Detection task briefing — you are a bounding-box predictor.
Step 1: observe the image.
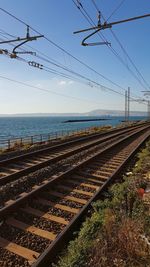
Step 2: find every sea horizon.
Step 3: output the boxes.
[0,115,147,140]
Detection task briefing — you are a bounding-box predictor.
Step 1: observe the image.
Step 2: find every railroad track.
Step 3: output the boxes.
[0,124,150,267]
[0,122,149,187]
[0,124,149,208]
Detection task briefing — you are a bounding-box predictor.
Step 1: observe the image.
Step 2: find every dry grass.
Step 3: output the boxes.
[87,210,150,267]
[56,140,150,267]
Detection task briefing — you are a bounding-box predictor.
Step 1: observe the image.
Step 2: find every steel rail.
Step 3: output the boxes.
[0,125,149,267]
[0,122,145,165]
[1,124,149,218]
[33,127,150,267]
[0,122,149,186]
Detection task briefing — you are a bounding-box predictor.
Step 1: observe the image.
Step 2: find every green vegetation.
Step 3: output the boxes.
[55,141,150,267]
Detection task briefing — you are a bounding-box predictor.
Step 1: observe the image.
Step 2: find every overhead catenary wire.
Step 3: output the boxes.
[72,1,149,105]
[96,0,150,90]
[0,28,129,99]
[0,28,17,38]
[0,38,146,106]
[0,32,94,82]
[0,33,146,106]
[72,1,134,89]
[31,45,127,94]
[73,1,138,76]
[74,0,150,93]
[0,29,66,66]
[79,0,146,84]
[90,0,150,90]
[0,6,147,107]
[106,0,126,22]
[0,5,149,93]
[0,73,146,108]
[0,34,91,83]
[0,32,128,97]
[0,37,29,63]
[0,74,105,105]
[0,6,129,93]
[90,0,100,13]
[110,29,150,90]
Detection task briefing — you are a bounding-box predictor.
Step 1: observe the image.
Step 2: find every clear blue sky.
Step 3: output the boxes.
[0,0,150,114]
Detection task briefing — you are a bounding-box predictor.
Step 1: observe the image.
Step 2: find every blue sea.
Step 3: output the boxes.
[0,116,147,140]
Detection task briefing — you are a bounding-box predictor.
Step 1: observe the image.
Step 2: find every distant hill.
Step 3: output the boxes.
[86,109,147,117]
[0,109,147,117]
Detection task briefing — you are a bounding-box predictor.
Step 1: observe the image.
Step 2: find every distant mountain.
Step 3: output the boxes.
[0,109,147,117]
[86,109,147,116]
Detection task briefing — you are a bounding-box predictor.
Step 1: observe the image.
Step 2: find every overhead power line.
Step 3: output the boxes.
[106,0,126,22]
[0,32,146,106]
[95,0,150,91]
[1,5,149,94]
[0,74,104,105]
[0,33,94,84]
[92,0,150,90]
[74,13,150,33]
[110,29,150,90]
[0,32,128,98]
[0,31,126,96]
[0,6,147,106]
[0,39,146,106]
[0,73,147,108]
[0,6,128,93]
[73,0,150,92]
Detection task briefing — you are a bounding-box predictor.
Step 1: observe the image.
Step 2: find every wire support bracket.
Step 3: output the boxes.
[74,13,150,46]
[0,25,44,58]
[81,28,111,46]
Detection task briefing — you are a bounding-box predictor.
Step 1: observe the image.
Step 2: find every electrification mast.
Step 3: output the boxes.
[141,91,150,120]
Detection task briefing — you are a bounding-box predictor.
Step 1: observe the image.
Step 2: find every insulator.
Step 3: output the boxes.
[10,53,17,59]
[0,49,8,55]
[28,61,43,69]
[97,11,101,26]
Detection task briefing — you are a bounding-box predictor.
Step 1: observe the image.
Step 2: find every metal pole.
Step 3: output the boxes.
[148,101,150,121]
[125,90,127,122]
[127,87,130,121]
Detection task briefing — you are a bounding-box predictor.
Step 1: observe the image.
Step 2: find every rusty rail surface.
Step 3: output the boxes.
[0,122,149,187]
[0,124,150,267]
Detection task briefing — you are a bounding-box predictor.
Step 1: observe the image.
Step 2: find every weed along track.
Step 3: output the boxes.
[0,124,150,267]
